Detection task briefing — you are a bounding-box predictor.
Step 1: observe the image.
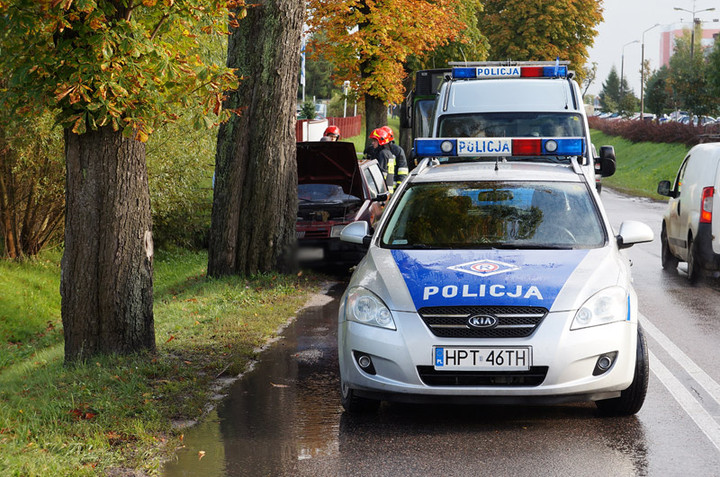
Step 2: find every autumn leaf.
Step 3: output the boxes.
[135,129,149,143]
[69,404,98,420]
[54,85,75,102]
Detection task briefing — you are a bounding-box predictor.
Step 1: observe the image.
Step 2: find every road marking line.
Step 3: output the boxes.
[649,350,720,452]
[641,313,720,408]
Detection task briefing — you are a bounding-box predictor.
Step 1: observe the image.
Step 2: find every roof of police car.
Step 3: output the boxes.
[409,160,586,184]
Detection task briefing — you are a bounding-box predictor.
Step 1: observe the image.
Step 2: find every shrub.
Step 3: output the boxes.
[146,117,215,250]
[588,116,720,147]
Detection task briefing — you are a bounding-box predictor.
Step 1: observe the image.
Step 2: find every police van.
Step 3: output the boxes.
[403,61,615,191]
[337,136,653,415]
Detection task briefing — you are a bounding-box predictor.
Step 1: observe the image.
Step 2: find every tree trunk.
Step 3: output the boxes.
[61,126,155,362]
[0,140,19,258]
[399,72,415,162]
[364,94,388,150]
[208,0,304,277]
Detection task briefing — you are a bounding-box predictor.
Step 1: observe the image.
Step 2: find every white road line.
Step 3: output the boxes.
[649,350,720,452]
[641,313,720,408]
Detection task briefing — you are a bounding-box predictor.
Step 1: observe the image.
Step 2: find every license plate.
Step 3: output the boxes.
[297,247,324,261]
[433,346,531,371]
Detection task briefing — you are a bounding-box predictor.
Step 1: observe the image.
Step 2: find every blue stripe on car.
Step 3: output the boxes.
[392,249,589,309]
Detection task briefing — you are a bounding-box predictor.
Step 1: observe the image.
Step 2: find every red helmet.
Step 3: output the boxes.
[369,127,391,146]
[324,125,340,138]
[380,126,394,142]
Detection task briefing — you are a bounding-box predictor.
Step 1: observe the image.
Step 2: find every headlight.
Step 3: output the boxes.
[571,286,629,330]
[331,225,346,238]
[345,287,396,330]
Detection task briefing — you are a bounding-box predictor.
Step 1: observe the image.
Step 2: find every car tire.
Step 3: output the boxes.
[596,326,649,417]
[341,379,380,413]
[687,236,701,284]
[661,226,679,271]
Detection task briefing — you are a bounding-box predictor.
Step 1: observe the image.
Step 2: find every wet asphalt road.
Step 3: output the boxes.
[164,189,720,477]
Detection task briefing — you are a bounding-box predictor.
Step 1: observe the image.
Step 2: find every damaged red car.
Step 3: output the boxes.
[296,141,388,266]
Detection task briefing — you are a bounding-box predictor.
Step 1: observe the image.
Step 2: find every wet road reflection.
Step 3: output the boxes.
[163,283,654,477]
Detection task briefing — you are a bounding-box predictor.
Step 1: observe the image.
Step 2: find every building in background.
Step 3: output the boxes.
[660,21,720,66]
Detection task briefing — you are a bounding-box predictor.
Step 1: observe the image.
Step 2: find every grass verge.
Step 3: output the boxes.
[0,249,323,476]
[591,130,690,199]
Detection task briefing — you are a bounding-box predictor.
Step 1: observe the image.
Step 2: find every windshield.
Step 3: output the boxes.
[435,113,586,164]
[381,181,605,249]
[439,112,584,139]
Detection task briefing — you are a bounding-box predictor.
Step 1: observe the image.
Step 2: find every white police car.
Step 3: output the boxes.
[337,136,653,415]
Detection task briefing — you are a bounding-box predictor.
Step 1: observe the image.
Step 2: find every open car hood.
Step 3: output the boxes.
[297,141,365,199]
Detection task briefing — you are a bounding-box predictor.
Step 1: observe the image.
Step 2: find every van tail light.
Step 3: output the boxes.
[700,186,714,224]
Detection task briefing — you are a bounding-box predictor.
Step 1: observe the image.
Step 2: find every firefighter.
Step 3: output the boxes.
[380,126,409,188]
[368,128,397,193]
[320,125,341,141]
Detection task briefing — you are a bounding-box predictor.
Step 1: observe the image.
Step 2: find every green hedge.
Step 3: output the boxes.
[591,130,690,200]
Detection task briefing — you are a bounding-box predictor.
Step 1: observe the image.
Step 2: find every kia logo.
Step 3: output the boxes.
[467,314,498,329]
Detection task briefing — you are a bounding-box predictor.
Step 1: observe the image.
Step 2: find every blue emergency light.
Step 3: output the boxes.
[452,65,568,80]
[414,137,585,158]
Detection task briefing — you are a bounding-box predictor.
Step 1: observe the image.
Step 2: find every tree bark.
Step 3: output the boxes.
[61,126,155,362]
[208,0,304,277]
[364,94,388,148]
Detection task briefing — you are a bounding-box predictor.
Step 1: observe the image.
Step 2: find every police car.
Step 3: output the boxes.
[409,61,615,191]
[337,136,653,415]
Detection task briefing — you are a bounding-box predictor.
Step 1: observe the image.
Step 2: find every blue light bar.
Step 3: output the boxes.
[415,138,457,156]
[542,138,584,155]
[542,66,568,78]
[451,65,569,80]
[414,137,585,158]
[452,67,476,79]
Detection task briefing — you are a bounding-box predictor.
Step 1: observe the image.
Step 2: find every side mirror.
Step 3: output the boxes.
[597,146,616,177]
[340,221,371,246]
[616,220,654,250]
[372,192,389,202]
[657,180,678,198]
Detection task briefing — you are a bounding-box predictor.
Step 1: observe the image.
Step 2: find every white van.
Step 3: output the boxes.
[658,143,720,282]
[426,61,616,188]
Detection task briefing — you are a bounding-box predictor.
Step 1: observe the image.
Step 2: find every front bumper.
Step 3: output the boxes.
[338,310,637,404]
[297,238,367,265]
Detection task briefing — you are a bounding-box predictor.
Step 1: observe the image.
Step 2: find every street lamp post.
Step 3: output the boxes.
[640,24,660,118]
[674,2,716,58]
[621,40,639,112]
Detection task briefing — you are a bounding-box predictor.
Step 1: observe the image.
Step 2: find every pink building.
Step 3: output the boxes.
[660,22,719,67]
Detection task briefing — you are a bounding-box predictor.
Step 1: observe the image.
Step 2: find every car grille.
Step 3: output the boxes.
[300,228,330,239]
[417,366,548,387]
[418,306,548,338]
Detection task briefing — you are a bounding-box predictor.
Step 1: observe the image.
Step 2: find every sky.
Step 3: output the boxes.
[586,0,719,96]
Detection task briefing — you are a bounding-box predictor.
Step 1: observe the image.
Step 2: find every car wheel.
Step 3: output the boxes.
[661,226,679,271]
[687,237,701,284]
[596,326,649,417]
[341,379,380,413]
